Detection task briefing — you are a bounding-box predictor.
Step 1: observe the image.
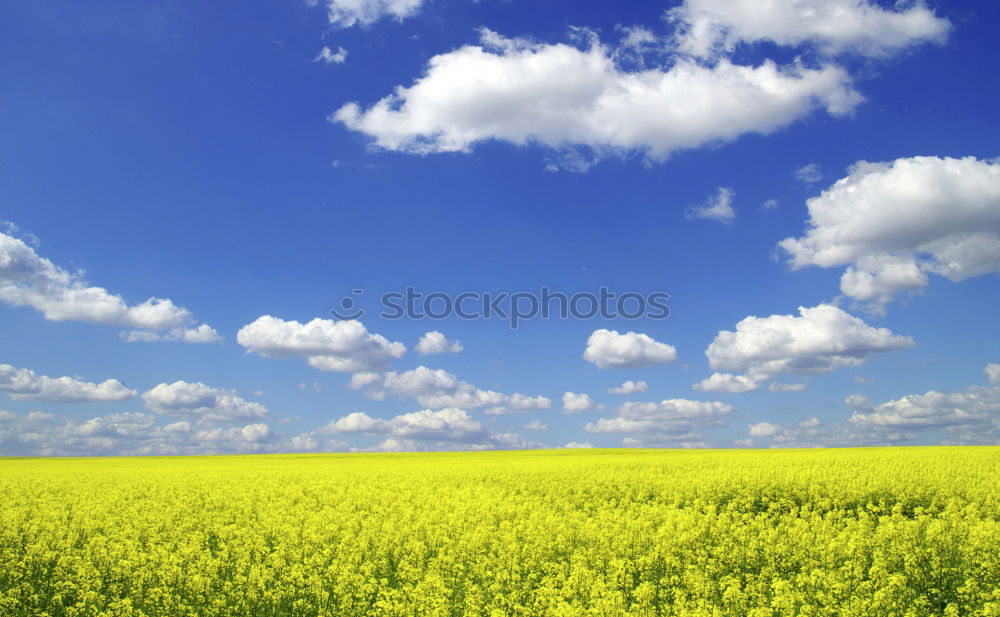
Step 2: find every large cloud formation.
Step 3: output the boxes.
[670,0,949,58]
[333,29,860,163]
[0,230,218,341]
[237,316,406,372]
[695,304,914,392]
[0,364,136,403]
[780,156,1000,312]
[141,381,269,423]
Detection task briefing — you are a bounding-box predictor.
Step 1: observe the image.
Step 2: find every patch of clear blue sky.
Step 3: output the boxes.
[0,0,998,449]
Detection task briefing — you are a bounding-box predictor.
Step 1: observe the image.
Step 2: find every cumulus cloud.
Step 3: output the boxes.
[237,316,406,372]
[769,382,807,392]
[0,231,215,339]
[698,304,913,391]
[749,422,782,437]
[350,365,550,414]
[415,331,463,355]
[0,364,136,403]
[318,407,537,450]
[585,398,733,437]
[315,46,348,65]
[562,442,594,449]
[333,29,860,165]
[141,381,269,423]
[120,324,221,344]
[523,419,548,431]
[669,0,950,58]
[0,410,280,456]
[562,392,594,413]
[609,380,648,395]
[584,329,678,369]
[780,156,1000,312]
[686,187,735,223]
[324,0,425,27]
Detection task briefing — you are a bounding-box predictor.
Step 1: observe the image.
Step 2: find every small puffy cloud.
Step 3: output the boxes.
[333,29,860,165]
[584,329,677,370]
[749,422,782,437]
[350,365,549,413]
[237,316,405,372]
[762,199,779,211]
[0,364,136,403]
[986,364,1000,386]
[121,324,221,344]
[562,442,594,449]
[562,392,594,413]
[769,382,807,392]
[779,156,1000,312]
[315,46,348,65]
[585,398,733,436]
[523,419,548,431]
[141,381,269,423]
[609,380,648,395]
[0,230,214,338]
[798,416,822,428]
[415,331,463,355]
[794,163,822,183]
[693,372,761,393]
[701,304,914,389]
[686,187,735,223]
[324,0,425,27]
[670,0,950,58]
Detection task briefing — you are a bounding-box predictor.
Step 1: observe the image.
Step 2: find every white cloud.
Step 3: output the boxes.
[562,442,594,449]
[0,231,214,338]
[749,422,782,437]
[523,419,548,431]
[701,304,914,389]
[769,382,807,392]
[0,364,136,403]
[562,392,594,413]
[121,324,221,344]
[350,365,550,413]
[779,156,1000,312]
[669,0,950,58]
[608,380,648,395]
[794,163,822,183]
[686,187,735,223]
[798,416,821,428]
[319,407,537,450]
[333,29,860,165]
[0,410,280,456]
[585,398,733,436]
[584,329,677,369]
[762,199,779,211]
[415,331,463,355]
[315,46,348,65]
[141,381,269,423]
[237,316,406,372]
[693,372,762,393]
[324,0,425,27]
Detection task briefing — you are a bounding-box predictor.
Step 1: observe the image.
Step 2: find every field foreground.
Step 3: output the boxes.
[1,448,999,617]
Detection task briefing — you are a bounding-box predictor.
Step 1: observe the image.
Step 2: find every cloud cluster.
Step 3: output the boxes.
[562,392,594,413]
[584,329,677,370]
[0,364,137,403]
[349,365,551,414]
[319,407,536,451]
[141,381,269,423]
[585,398,733,445]
[780,156,1000,312]
[0,410,278,457]
[669,0,950,58]
[237,316,406,372]
[323,0,424,27]
[333,29,860,165]
[0,231,215,340]
[695,304,913,392]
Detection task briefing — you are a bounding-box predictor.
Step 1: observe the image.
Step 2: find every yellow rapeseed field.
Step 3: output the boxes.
[1,447,998,617]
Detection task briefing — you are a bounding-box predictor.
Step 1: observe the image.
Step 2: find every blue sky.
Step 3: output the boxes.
[1,0,998,455]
